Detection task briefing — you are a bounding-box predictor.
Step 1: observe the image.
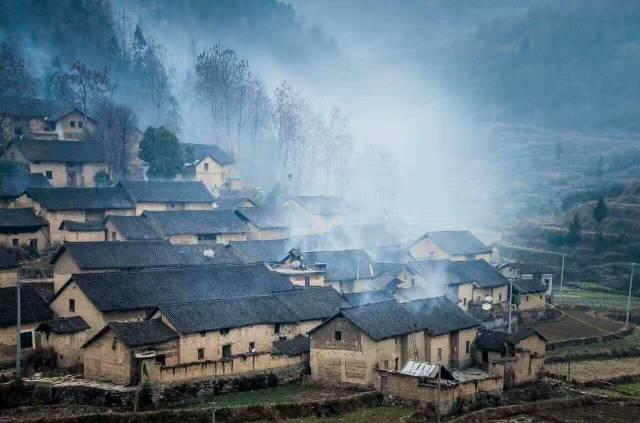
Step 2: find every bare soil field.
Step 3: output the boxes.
[533,310,624,342]
[502,401,640,422]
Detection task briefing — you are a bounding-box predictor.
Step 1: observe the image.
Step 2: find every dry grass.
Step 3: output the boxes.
[546,357,640,382]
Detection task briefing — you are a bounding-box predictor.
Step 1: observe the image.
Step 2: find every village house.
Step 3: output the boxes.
[235,206,321,240]
[474,327,547,387]
[36,316,90,368]
[281,195,348,231]
[118,180,215,214]
[0,97,96,141]
[179,142,240,192]
[49,263,293,338]
[0,249,18,288]
[0,284,53,362]
[408,230,492,262]
[0,208,49,252]
[49,240,243,292]
[59,220,105,243]
[497,262,555,296]
[301,249,376,293]
[309,297,479,386]
[0,172,51,207]
[142,209,248,244]
[11,186,135,243]
[103,215,162,241]
[511,278,548,317]
[4,139,108,187]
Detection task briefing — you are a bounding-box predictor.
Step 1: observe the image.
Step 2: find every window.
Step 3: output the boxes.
[68,299,75,313]
[222,344,231,359]
[540,295,543,300]
[29,239,37,250]
[70,121,76,128]
[78,121,83,128]
[45,171,53,179]
[112,337,117,351]
[395,357,399,370]
[249,342,255,352]
[304,276,311,287]
[411,277,416,287]
[465,341,470,354]
[526,295,529,302]
[279,336,287,341]
[334,331,342,341]
[220,328,230,335]
[204,163,209,171]
[200,331,206,337]
[170,203,175,209]
[498,293,502,302]
[476,296,481,302]
[47,121,56,131]
[156,355,166,366]
[482,350,488,362]
[12,239,18,247]
[383,360,389,370]
[197,348,205,360]
[437,348,442,361]
[463,298,467,306]
[274,323,281,334]
[20,331,33,349]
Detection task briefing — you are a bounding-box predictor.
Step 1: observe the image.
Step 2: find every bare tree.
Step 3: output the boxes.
[273,81,301,181]
[114,10,132,63]
[0,43,37,152]
[58,61,110,125]
[141,43,175,126]
[317,107,352,194]
[246,76,271,163]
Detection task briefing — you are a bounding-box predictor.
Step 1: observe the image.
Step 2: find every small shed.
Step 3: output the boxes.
[37,316,90,368]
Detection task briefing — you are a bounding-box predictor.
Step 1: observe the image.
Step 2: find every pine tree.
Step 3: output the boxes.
[131,23,148,70]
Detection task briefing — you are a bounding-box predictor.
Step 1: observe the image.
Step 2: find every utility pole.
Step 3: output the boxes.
[558,254,565,305]
[508,279,513,334]
[15,280,21,381]
[435,365,441,423]
[626,263,636,328]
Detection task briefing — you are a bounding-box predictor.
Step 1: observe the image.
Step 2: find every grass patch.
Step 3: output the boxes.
[553,285,640,310]
[547,328,640,360]
[615,383,640,397]
[204,383,342,408]
[287,405,415,422]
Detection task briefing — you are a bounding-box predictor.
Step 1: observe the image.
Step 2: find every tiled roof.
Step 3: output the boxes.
[512,278,547,294]
[367,246,412,264]
[157,295,298,334]
[51,241,243,270]
[272,335,310,356]
[9,139,105,163]
[0,208,47,233]
[0,285,52,328]
[59,220,104,232]
[181,143,234,166]
[119,180,214,204]
[342,290,395,306]
[95,319,178,348]
[143,210,247,236]
[0,249,17,270]
[62,264,292,312]
[104,216,162,240]
[235,206,315,230]
[475,329,511,353]
[214,197,257,210]
[402,296,479,336]
[274,287,349,322]
[414,231,491,256]
[288,196,347,216]
[228,239,292,263]
[408,259,507,289]
[302,249,375,281]
[37,316,90,334]
[0,97,76,119]
[26,186,134,211]
[0,173,52,199]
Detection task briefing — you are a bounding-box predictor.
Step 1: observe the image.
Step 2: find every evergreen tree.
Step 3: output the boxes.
[138,126,184,179]
[566,213,582,247]
[131,23,148,69]
[593,197,608,224]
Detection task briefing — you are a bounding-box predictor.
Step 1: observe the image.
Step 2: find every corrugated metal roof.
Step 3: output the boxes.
[400,360,441,378]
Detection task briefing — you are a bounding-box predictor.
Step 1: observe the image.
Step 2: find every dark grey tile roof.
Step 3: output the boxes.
[107,319,178,348]
[367,246,412,263]
[37,316,90,334]
[342,290,395,306]
[409,259,507,289]
[119,180,214,204]
[157,295,298,334]
[371,262,407,277]
[302,249,375,281]
[9,139,105,163]
[323,297,478,341]
[51,241,243,270]
[0,249,17,270]
[181,143,234,166]
[143,210,247,236]
[228,239,292,263]
[415,231,491,256]
[0,285,52,328]
[512,278,547,294]
[214,197,257,210]
[0,208,47,233]
[273,335,310,356]
[475,329,510,353]
[274,287,349,321]
[510,326,547,343]
[289,196,347,215]
[0,97,76,119]
[104,216,162,240]
[500,262,555,275]
[63,264,293,312]
[59,220,104,232]
[0,173,52,199]
[26,186,134,211]
[235,206,315,230]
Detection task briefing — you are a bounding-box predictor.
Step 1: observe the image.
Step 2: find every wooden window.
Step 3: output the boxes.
[20,331,33,349]
[465,341,470,354]
[200,331,206,337]
[334,331,342,341]
[197,348,205,360]
[274,323,281,334]
[68,299,75,313]
[249,342,255,352]
[222,344,231,359]
[437,348,442,361]
[70,121,76,128]
[112,337,117,351]
[45,171,53,179]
